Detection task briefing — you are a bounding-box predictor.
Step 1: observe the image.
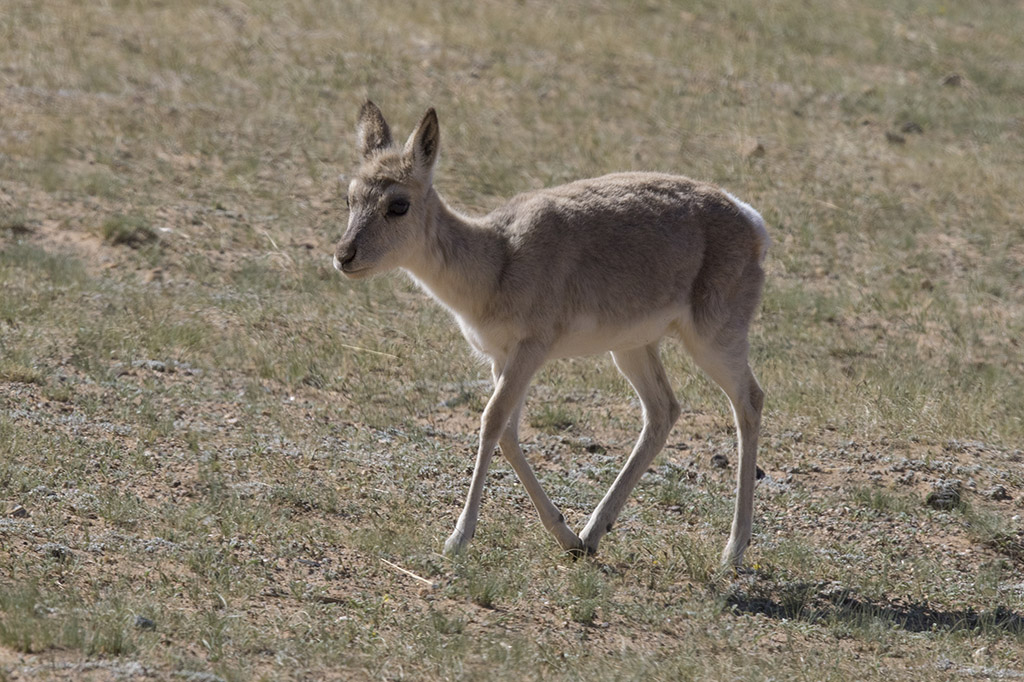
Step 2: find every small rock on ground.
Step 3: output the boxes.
[926,480,962,511]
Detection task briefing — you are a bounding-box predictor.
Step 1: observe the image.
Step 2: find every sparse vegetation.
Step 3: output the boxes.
[100,214,157,248]
[529,403,578,433]
[1,0,1023,680]
[0,209,31,236]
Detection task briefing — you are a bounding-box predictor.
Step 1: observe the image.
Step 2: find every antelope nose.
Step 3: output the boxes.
[334,243,355,272]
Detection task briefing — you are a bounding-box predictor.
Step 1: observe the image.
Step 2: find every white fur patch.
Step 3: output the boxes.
[724,191,770,262]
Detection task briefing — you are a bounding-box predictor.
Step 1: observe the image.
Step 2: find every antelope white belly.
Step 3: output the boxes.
[550,307,686,359]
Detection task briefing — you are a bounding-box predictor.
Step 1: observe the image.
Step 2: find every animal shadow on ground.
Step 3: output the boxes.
[725,579,1024,634]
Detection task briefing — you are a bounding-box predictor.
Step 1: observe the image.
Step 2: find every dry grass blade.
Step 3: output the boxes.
[339,343,402,360]
[381,558,437,588]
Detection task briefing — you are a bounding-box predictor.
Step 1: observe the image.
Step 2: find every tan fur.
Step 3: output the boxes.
[335,102,768,567]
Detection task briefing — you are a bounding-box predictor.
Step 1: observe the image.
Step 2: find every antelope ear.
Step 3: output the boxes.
[357,101,393,158]
[404,107,440,176]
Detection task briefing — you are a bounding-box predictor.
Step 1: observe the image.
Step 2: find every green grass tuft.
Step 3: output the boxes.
[100,214,157,248]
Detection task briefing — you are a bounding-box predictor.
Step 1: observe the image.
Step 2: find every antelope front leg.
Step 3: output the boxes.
[497,400,582,553]
[443,341,549,556]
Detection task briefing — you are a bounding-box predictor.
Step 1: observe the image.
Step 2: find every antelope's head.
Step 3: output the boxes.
[334,101,440,278]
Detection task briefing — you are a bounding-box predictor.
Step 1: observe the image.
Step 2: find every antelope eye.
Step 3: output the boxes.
[344,196,350,209]
[387,199,410,216]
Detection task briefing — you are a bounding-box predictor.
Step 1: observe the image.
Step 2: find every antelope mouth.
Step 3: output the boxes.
[333,253,372,278]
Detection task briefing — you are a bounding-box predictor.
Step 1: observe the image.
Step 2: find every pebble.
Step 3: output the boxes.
[134,615,157,630]
[925,480,962,511]
[38,543,74,562]
[987,485,1011,501]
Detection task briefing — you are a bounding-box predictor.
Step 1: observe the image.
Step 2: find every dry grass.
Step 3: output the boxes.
[1,0,1023,680]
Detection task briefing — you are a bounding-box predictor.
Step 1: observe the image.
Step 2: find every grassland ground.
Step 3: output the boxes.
[1,0,1023,680]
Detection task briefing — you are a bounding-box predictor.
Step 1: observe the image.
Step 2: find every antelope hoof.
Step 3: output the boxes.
[559,536,586,558]
[444,529,471,556]
[552,527,585,554]
[577,531,602,558]
[565,543,598,560]
[720,538,749,570]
